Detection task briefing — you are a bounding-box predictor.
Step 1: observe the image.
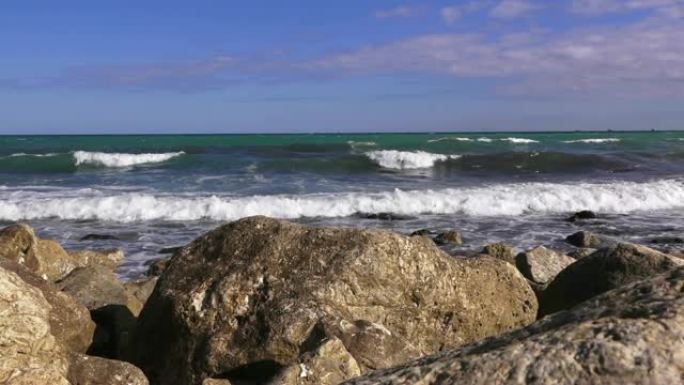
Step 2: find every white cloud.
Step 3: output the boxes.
[374,5,418,19]
[490,0,540,19]
[440,1,489,24]
[440,6,463,24]
[570,0,682,15]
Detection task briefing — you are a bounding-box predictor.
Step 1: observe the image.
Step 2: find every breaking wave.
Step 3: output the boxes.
[563,138,621,144]
[365,150,461,169]
[2,179,683,222]
[73,151,185,168]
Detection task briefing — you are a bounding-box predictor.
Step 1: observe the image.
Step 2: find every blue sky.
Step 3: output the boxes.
[1,0,683,134]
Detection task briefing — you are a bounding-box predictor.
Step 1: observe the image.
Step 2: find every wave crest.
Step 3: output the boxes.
[365,150,460,169]
[2,179,683,222]
[73,151,185,168]
[563,138,621,144]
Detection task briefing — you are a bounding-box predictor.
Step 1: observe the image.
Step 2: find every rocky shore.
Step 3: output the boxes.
[1,214,684,384]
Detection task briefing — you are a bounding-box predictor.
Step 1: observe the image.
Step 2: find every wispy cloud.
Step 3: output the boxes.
[490,0,541,19]
[374,5,420,19]
[570,0,682,15]
[440,1,489,24]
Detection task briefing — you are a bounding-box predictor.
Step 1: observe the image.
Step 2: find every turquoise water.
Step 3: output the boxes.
[1,131,683,278]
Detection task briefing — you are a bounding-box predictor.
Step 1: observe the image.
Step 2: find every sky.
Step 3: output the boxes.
[1,0,683,134]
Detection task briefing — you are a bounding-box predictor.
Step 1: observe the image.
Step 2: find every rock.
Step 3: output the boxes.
[433,230,463,246]
[68,353,149,385]
[67,248,125,271]
[124,277,158,315]
[342,267,684,385]
[0,264,71,384]
[567,247,596,259]
[355,212,414,221]
[134,217,537,385]
[564,210,597,222]
[159,246,183,254]
[540,243,684,316]
[88,304,137,360]
[80,233,120,241]
[269,338,361,385]
[0,259,95,354]
[515,246,575,285]
[144,257,170,277]
[650,236,684,244]
[565,230,612,248]
[481,243,516,264]
[57,265,132,310]
[202,379,233,385]
[409,229,433,237]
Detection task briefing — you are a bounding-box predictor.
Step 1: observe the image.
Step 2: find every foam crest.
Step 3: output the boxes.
[2,179,683,222]
[500,137,539,144]
[365,150,460,169]
[563,138,621,144]
[73,151,185,168]
[427,137,472,143]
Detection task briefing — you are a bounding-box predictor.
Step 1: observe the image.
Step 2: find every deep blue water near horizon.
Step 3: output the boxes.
[2,131,684,279]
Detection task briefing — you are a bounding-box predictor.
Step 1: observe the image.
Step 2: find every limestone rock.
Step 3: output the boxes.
[134,216,537,385]
[342,267,684,385]
[144,257,170,277]
[68,353,149,385]
[540,242,684,316]
[515,246,575,284]
[269,338,361,385]
[433,230,463,246]
[125,276,158,316]
[481,243,516,264]
[57,265,133,310]
[567,247,596,259]
[67,248,124,271]
[0,259,95,354]
[565,230,612,248]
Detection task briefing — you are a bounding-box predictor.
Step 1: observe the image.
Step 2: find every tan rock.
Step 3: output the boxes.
[134,216,537,385]
[67,353,149,385]
[515,246,575,284]
[481,242,516,264]
[67,248,124,271]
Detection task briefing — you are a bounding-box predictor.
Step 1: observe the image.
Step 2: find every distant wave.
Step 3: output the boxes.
[2,179,683,222]
[428,137,538,144]
[563,138,621,144]
[73,151,185,168]
[500,137,539,144]
[7,152,61,158]
[347,141,377,146]
[427,137,472,143]
[365,150,460,169]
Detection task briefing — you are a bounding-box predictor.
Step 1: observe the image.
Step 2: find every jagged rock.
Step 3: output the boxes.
[433,230,463,246]
[0,264,71,384]
[57,265,133,310]
[144,257,170,277]
[134,217,537,385]
[540,243,684,316]
[0,259,95,354]
[567,247,596,259]
[515,246,575,285]
[269,338,361,385]
[564,210,597,222]
[342,267,684,385]
[565,230,612,248]
[67,248,124,271]
[68,353,148,385]
[80,233,121,241]
[125,277,158,315]
[481,243,516,264]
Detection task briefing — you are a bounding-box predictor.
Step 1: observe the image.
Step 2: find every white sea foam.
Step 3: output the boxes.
[347,141,377,146]
[563,138,621,144]
[476,137,494,142]
[365,150,460,169]
[427,137,472,143]
[4,152,60,158]
[500,137,539,144]
[73,151,185,168]
[2,179,684,222]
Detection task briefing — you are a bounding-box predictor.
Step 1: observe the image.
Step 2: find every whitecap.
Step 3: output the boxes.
[365,150,460,169]
[563,138,621,144]
[73,151,185,168]
[427,137,472,143]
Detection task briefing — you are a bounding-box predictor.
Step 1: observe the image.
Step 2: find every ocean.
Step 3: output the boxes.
[2,131,684,279]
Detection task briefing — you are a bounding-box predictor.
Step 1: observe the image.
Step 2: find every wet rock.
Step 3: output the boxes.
[515,246,575,285]
[433,230,463,246]
[567,247,596,259]
[355,212,414,221]
[80,233,121,241]
[68,353,149,385]
[481,243,516,264]
[565,230,613,248]
[409,228,433,237]
[540,243,684,316]
[343,267,684,385]
[650,236,684,244]
[269,338,361,385]
[0,259,95,354]
[159,246,183,254]
[134,216,537,385]
[144,257,169,277]
[564,210,597,222]
[67,248,125,271]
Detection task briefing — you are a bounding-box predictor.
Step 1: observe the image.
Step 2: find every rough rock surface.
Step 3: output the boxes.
[68,353,149,385]
[67,248,124,271]
[433,231,463,246]
[540,242,684,316]
[125,276,159,316]
[342,266,684,385]
[269,338,361,385]
[565,230,613,248]
[567,247,596,259]
[144,257,170,277]
[0,264,71,385]
[515,246,575,284]
[0,259,95,354]
[564,210,597,222]
[481,243,516,264]
[57,265,133,310]
[134,216,537,385]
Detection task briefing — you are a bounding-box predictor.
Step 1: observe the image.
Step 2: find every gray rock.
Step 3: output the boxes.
[565,230,613,248]
[515,246,575,284]
[134,216,537,385]
[434,230,463,246]
[342,267,684,385]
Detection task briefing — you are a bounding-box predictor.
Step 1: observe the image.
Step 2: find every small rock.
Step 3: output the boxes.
[564,210,597,222]
[433,230,463,246]
[80,233,120,241]
[650,236,684,244]
[68,353,149,385]
[159,246,183,254]
[565,230,611,248]
[355,212,414,221]
[124,277,158,315]
[567,247,596,259]
[409,229,433,237]
[515,246,575,285]
[481,243,516,264]
[68,248,125,271]
[144,257,169,277]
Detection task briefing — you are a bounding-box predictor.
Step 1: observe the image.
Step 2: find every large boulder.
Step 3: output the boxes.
[515,246,575,285]
[540,243,683,316]
[480,243,516,265]
[134,216,537,385]
[342,266,684,385]
[67,353,148,385]
[67,248,125,271]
